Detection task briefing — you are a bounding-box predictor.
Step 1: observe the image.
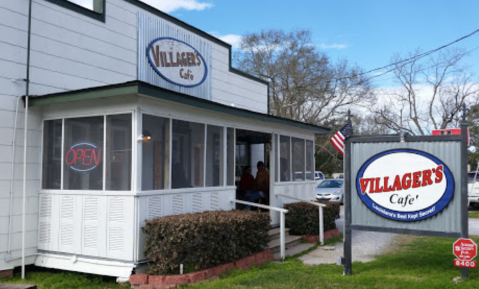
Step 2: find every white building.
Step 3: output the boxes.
[0,0,329,281]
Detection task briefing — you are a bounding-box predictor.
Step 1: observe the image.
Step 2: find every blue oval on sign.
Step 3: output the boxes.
[356,149,454,222]
[147,37,208,87]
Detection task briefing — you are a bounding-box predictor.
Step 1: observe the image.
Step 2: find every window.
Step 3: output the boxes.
[142,114,169,190]
[306,140,314,180]
[172,120,204,188]
[106,114,132,190]
[227,128,235,186]
[63,116,104,190]
[42,114,132,191]
[292,138,305,181]
[42,120,62,189]
[205,125,223,187]
[279,136,291,181]
[45,0,105,22]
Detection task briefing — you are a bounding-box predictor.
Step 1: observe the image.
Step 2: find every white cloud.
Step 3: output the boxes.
[318,43,348,50]
[140,0,213,13]
[218,34,242,48]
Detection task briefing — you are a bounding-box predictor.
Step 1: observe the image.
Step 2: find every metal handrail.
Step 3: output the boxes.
[276,194,325,245]
[231,199,289,261]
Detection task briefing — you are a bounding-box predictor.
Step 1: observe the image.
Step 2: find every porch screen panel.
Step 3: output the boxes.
[227,128,234,186]
[172,120,204,188]
[274,134,279,182]
[63,116,104,190]
[292,138,304,181]
[42,119,62,189]
[142,115,168,190]
[279,136,291,181]
[106,114,132,191]
[206,125,223,187]
[306,140,314,180]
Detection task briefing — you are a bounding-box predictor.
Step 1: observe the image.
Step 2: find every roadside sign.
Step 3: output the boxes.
[432,128,469,145]
[453,238,477,268]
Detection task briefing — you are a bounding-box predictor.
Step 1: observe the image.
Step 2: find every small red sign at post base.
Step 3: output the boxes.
[454,259,477,268]
[453,238,477,265]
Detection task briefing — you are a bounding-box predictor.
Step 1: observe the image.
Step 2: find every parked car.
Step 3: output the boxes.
[314,171,325,186]
[468,171,479,207]
[315,178,344,204]
[314,171,325,181]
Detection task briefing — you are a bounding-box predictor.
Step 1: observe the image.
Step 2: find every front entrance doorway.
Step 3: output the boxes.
[235,129,272,208]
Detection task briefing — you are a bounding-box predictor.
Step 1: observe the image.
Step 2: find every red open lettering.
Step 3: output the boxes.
[92,149,101,166]
[65,149,76,165]
[83,149,92,166]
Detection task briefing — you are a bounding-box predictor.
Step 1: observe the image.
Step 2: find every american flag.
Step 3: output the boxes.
[330,122,352,155]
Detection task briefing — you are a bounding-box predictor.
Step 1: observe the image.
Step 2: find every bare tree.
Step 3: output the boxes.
[372,48,479,135]
[234,29,373,124]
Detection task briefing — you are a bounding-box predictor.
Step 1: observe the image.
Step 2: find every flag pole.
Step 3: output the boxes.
[315,139,331,155]
[343,109,353,275]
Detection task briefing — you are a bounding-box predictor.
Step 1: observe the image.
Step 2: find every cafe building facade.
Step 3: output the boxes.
[0,0,329,280]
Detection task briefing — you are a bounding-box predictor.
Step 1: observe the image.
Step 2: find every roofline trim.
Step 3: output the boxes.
[29,81,329,134]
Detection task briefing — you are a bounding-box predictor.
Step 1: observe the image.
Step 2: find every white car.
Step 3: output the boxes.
[315,178,344,204]
[468,171,479,207]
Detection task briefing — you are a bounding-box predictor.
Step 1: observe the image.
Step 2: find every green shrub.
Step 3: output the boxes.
[142,210,270,275]
[284,201,340,236]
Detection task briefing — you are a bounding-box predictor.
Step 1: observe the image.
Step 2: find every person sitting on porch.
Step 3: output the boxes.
[244,179,265,210]
[240,165,254,200]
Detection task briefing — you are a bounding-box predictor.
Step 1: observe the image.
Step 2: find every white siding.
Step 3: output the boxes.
[0,2,42,265]
[0,0,269,273]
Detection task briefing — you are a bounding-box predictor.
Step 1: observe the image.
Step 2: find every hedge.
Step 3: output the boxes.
[142,210,270,275]
[284,201,340,236]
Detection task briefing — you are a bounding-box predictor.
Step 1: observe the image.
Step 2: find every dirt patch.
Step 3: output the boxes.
[380,234,418,255]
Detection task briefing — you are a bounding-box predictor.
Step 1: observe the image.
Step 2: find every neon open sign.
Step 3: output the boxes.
[65,143,102,172]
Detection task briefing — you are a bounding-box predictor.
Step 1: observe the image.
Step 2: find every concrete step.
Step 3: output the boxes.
[273,243,316,260]
[268,234,303,254]
[268,228,290,241]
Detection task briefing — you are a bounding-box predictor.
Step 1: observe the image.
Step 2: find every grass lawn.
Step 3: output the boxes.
[2,236,479,288]
[1,266,130,289]
[191,236,479,289]
[469,211,479,219]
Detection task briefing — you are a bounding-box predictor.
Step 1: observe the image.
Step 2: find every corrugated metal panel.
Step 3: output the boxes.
[138,12,212,100]
[350,141,462,233]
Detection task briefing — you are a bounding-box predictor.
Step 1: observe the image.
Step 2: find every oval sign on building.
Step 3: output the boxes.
[356,149,454,221]
[147,37,207,87]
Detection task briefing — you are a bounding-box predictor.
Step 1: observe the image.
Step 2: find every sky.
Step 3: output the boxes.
[69,0,479,87]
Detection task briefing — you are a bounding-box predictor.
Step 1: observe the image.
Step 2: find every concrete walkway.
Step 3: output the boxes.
[300,207,479,266]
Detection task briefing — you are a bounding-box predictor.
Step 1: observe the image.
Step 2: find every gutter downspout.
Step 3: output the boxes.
[22,0,33,279]
[6,95,23,262]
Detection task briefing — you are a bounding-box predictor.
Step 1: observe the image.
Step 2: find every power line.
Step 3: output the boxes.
[368,45,479,84]
[335,27,479,82]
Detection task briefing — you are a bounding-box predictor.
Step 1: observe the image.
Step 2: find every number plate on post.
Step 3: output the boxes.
[454,259,477,268]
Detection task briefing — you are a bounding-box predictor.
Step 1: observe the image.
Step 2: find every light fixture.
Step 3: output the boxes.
[143,130,152,141]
